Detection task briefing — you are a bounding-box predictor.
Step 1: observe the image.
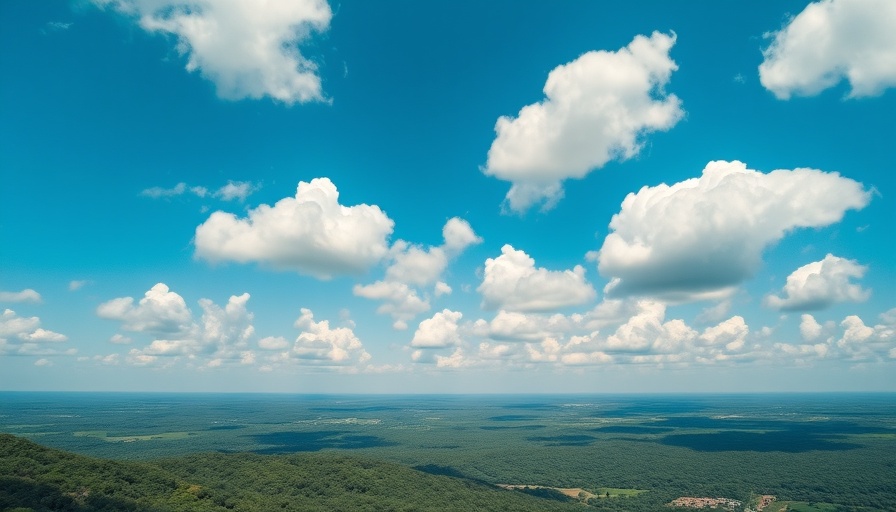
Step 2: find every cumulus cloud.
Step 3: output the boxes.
[97,284,256,368]
[471,301,757,367]
[0,309,71,356]
[353,281,429,330]
[483,31,683,212]
[759,0,896,99]
[97,283,193,335]
[0,289,42,303]
[96,0,332,104]
[355,218,480,329]
[699,316,749,352]
[597,160,871,301]
[835,314,894,361]
[480,310,565,342]
[289,309,371,367]
[407,296,896,369]
[799,314,825,341]
[776,309,896,363]
[765,254,870,310]
[258,336,289,351]
[478,245,596,312]
[197,293,255,359]
[195,178,394,279]
[410,310,463,348]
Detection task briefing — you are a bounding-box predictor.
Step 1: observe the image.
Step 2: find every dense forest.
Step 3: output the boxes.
[0,433,583,511]
[3,393,894,511]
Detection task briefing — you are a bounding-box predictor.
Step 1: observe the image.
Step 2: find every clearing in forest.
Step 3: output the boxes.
[497,484,646,503]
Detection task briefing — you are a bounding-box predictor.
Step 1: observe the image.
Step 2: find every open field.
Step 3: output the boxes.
[73,430,198,443]
[597,487,649,497]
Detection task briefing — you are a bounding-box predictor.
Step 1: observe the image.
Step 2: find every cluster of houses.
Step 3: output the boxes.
[668,497,743,510]
[668,495,776,511]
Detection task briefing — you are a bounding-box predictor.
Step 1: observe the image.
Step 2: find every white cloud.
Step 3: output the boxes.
[482,310,560,342]
[195,178,394,279]
[21,328,69,343]
[91,353,121,365]
[588,307,754,364]
[259,336,289,351]
[0,310,39,339]
[478,245,596,312]
[69,280,89,291]
[34,358,52,367]
[289,308,371,367]
[0,309,70,356]
[759,0,896,99]
[407,298,896,370]
[197,292,254,358]
[696,300,732,324]
[434,281,452,297]
[773,341,829,361]
[43,21,72,33]
[476,300,756,367]
[699,316,749,352]
[384,242,448,287]
[355,218,480,328]
[141,182,207,199]
[602,301,696,354]
[110,333,132,344]
[483,31,683,212]
[97,284,257,367]
[410,310,463,348]
[442,217,482,252]
[0,289,42,303]
[97,283,193,334]
[775,309,895,363]
[765,254,870,310]
[835,314,894,361]
[215,181,257,202]
[435,348,474,368]
[97,0,332,104]
[597,160,871,301]
[385,218,481,286]
[799,314,824,341]
[353,280,429,330]
[882,307,896,325]
[142,181,258,201]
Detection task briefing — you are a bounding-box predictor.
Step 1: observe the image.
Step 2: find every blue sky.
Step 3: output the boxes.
[1,0,894,393]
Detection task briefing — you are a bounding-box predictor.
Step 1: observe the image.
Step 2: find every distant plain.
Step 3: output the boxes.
[2,392,895,510]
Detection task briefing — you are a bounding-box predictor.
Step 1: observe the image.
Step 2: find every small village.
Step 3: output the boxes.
[668,494,776,512]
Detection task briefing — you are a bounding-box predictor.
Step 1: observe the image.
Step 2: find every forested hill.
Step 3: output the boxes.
[0,433,581,511]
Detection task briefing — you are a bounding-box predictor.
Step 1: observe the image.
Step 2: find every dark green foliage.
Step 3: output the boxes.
[512,486,576,502]
[0,434,581,512]
[2,393,895,512]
